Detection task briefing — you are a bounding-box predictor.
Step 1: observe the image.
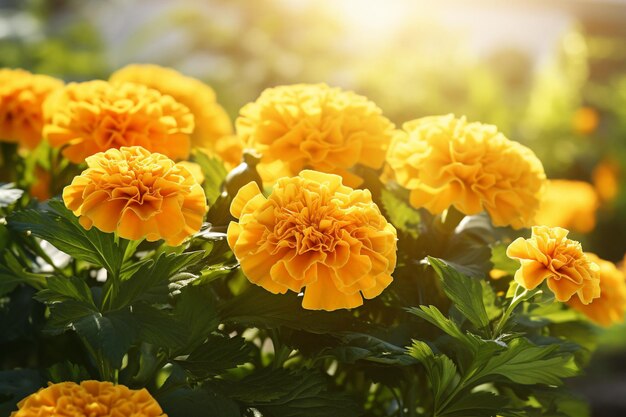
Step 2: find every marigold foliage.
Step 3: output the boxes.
[227,170,397,311]
[43,80,194,163]
[507,226,600,304]
[0,68,63,149]
[110,64,239,167]
[63,146,207,246]
[11,380,166,417]
[236,83,396,187]
[567,253,626,327]
[535,179,599,233]
[386,114,546,229]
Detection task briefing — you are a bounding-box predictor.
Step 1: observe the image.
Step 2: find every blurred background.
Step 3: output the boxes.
[1,0,625,414]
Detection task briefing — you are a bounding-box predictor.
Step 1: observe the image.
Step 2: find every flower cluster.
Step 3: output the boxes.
[535,179,599,233]
[63,146,207,246]
[506,226,600,304]
[11,380,166,417]
[227,170,397,311]
[43,80,194,163]
[0,68,63,149]
[236,83,396,187]
[386,114,546,229]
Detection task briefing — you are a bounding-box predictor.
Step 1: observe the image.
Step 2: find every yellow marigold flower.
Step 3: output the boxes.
[568,253,626,327]
[110,64,234,162]
[386,114,546,229]
[236,83,395,187]
[535,179,599,233]
[63,146,207,246]
[593,159,620,203]
[212,134,244,170]
[43,80,193,163]
[506,226,600,304]
[177,160,205,184]
[572,106,599,135]
[0,68,63,149]
[11,380,166,417]
[227,170,397,311]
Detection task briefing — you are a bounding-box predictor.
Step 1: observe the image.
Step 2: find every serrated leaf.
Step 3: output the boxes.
[440,391,509,417]
[132,303,187,350]
[380,188,419,238]
[441,213,494,277]
[323,332,417,365]
[176,333,252,379]
[193,151,227,205]
[406,305,475,347]
[428,257,490,329]
[172,284,219,351]
[158,387,241,417]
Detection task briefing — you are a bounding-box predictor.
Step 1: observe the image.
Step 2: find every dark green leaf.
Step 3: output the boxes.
[0,369,44,416]
[132,303,188,350]
[158,387,241,417]
[176,333,252,379]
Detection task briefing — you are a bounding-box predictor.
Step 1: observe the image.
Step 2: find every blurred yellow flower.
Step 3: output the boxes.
[0,68,63,149]
[572,106,599,135]
[236,83,395,187]
[386,114,546,229]
[63,146,207,246]
[29,165,51,201]
[535,179,599,233]
[177,160,205,184]
[227,170,397,311]
[212,134,244,169]
[43,80,193,163]
[11,380,166,417]
[110,64,237,165]
[593,159,620,203]
[568,253,626,327]
[506,226,600,304]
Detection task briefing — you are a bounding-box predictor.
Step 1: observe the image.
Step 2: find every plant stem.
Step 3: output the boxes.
[493,284,541,337]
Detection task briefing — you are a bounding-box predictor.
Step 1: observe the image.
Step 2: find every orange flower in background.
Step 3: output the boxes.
[593,159,620,203]
[110,64,238,166]
[506,226,600,304]
[63,146,207,246]
[386,114,546,229]
[211,134,244,169]
[572,106,599,135]
[568,253,626,327]
[29,165,51,201]
[43,80,193,163]
[227,170,397,311]
[0,68,63,149]
[236,83,396,187]
[535,179,599,233]
[11,380,166,417]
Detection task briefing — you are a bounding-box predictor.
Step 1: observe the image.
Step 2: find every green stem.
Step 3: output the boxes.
[493,284,541,337]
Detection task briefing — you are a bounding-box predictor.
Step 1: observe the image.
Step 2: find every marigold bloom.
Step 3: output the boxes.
[0,68,63,149]
[386,114,546,229]
[568,253,626,327]
[43,80,193,163]
[110,64,235,164]
[227,170,397,311]
[63,146,207,246]
[535,180,599,233]
[572,106,599,135]
[236,83,395,187]
[506,226,600,304]
[593,159,620,203]
[11,380,166,417]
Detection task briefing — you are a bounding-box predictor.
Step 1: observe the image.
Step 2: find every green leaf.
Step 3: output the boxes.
[406,305,474,347]
[440,214,494,277]
[132,303,187,350]
[407,340,458,406]
[0,369,44,416]
[46,362,91,383]
[171,284,219,351]
[158,387,241,417]
[428,257,490,329]
[380,188,420,238]
[491,243,521,276]
[193,151,227,205]
[440,391,509,417]
[0,183,23,208]
[176,333,253,379]
[322,332,416,365]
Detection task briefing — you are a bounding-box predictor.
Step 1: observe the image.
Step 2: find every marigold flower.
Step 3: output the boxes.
[227,170,397,311]
[572,106,599,135]
[593,159,620,203]
[29,164,51,201]
[236,84,395,187]
[63,146,207,246]
[386,114,546,229]
[11,380,166,417]
[110,64,235,164]
[535,180,599,233]
[567,253,626,327]
[506,226,600,304]
[0,68,63,149]
[43,80,193,163]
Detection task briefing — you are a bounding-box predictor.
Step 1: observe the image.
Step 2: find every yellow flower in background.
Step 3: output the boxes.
[0,68,63,150]
[568,253,626,327]
[212,134,244,169]
[63,146,207,246]
[110,64,236,165]
[506,226,600,304]
[43,80,194,163]
[593,159,620,203]
[572,106,599,135]
[535,179,599,233]
[386,115,546,229]
[236,83,396,187]
[11,380,166,417]
[227,170,397,311]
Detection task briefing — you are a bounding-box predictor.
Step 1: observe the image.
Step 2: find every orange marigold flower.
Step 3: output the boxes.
[63,146,207,246]
[227,170,397,311]
[11,380,166,417]
[535,179,599,233]
[572,106,599,135]
[506,226,600,304]
[43,80,194,163]
[110,64,235,163]
[593,158,620,203]
[236,83,395,187]
[0,68,63,149]
[386,114,546,229]
[568,253,626,327]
